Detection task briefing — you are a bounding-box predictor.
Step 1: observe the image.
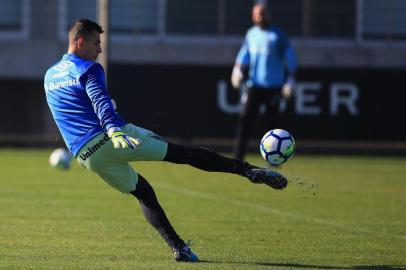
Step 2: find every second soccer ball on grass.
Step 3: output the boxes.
[49,148,72,170]
[260,129,296,165]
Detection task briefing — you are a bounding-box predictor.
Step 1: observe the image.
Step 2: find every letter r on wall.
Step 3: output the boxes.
[330,83,359,115]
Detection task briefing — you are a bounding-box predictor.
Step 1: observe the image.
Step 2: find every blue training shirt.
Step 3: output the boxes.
[236,25,297,89]
[44,53,126,156]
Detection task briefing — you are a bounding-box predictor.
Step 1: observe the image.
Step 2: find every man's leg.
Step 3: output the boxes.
[163,142,287,189]
[164,142,255,176]
[264,90,281,130]
[234,88,263,160]
[76,131,199,262]
[130,175,198,262]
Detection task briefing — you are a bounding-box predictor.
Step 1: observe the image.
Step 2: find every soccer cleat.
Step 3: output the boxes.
[245,168,288,190]
[173,244,199,262]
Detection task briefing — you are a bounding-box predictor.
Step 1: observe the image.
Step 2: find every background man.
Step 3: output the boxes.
[231,3,298,161]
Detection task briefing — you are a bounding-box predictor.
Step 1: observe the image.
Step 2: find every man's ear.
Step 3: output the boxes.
[77,37,85,49]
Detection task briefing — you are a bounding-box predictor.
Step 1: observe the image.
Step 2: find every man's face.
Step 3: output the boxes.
[79,31,102,61]
[252,4,270,27]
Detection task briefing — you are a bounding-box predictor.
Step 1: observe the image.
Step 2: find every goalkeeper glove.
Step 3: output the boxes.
[108,127,141,150]
[231,65,244,89]
[281,75,296,99]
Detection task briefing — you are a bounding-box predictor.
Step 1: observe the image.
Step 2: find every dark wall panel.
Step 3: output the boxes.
[1,66,405,144]
[109,64,406,141]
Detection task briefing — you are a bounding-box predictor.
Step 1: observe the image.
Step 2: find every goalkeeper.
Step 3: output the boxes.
[231,3,298,160]
[44,19,287,263]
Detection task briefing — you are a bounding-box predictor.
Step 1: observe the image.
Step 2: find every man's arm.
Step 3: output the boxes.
[280,31,298,99]
[231,37,250,89]
[284,46,297,77]
[85,64,121,131]
[85,64,140,150]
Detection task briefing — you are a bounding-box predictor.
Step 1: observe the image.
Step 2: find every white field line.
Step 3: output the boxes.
[155,183,406,241]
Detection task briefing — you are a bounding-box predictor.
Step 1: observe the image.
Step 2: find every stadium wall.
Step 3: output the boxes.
[1,65,405,155]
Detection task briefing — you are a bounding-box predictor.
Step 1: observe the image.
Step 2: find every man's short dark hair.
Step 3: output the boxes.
[69,18,104,42]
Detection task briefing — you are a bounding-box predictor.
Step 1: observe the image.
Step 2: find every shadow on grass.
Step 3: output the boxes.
[198,260,406,270]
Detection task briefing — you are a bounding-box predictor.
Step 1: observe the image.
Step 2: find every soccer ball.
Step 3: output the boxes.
[260,129,296,165]
[49,148,72,170]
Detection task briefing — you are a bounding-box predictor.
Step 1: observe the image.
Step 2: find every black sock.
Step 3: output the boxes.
[163,142,256,176]
[130,175,185,250]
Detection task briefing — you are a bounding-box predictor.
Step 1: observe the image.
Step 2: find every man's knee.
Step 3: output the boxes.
[163,142,188,163]
[130,175,159,207]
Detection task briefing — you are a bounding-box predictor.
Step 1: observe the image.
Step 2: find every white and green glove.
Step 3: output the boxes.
[108,127,141,150]
[231,65,244,89]
[281,75,296,99]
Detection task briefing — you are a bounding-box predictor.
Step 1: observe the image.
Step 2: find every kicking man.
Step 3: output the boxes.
[44,18,287,262]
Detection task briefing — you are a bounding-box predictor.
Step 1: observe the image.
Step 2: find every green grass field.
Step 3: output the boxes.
[0,149,405,270]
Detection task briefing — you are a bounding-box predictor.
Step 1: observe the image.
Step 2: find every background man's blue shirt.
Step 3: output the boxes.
[236,26,297,89]
[44,53,126,156]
